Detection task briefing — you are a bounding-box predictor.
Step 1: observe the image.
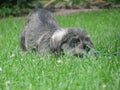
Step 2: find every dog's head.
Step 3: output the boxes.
[50,28,94,57]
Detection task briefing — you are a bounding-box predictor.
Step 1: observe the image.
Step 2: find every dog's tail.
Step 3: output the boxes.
[34,2,55,12]
[35,2,43,9]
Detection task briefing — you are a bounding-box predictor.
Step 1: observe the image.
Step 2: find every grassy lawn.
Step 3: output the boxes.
[0,9,120,90]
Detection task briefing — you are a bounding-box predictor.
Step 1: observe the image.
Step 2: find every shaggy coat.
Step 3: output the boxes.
[20,5,94,57]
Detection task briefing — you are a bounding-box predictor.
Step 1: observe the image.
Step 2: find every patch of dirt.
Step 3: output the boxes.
[54,8,102,16]
[53,4,120,16]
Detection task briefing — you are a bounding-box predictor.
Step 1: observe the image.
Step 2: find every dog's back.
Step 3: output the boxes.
[20,3,59,52]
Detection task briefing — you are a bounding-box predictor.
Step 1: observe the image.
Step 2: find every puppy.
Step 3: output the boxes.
[20,4,94,57]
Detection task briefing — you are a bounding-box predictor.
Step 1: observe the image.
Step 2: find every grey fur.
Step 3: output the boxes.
[20,6,94,57]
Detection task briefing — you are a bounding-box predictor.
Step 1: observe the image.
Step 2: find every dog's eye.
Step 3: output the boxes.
[72,38,80,43]
[70,38,80,47]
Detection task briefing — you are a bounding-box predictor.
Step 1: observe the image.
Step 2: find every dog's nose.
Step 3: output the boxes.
[83,44,90,52]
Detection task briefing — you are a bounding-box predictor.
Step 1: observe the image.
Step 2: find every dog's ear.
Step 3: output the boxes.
[50,29,67,53]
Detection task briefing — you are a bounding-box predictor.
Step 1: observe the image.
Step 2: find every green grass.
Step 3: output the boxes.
[0,9,120,90]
